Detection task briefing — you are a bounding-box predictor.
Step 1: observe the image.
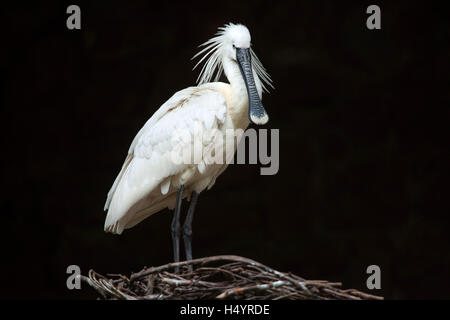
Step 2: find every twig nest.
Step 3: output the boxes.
[80,255,383,300]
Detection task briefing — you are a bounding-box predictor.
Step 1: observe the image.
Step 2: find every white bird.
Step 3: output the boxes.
[104,23,273,264]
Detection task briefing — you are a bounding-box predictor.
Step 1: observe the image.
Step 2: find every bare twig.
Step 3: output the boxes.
[79,255,383,300]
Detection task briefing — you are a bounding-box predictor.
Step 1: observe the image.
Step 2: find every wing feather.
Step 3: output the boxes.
[104,86,227,234]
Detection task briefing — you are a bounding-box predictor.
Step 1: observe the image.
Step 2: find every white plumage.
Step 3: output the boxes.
[104,23,272,235]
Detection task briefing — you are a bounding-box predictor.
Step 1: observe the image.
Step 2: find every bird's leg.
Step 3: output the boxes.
[171,184,184,272]
[182,191,199,268]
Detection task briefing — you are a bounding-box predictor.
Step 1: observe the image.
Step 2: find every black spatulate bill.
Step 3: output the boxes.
[236,47,269,125]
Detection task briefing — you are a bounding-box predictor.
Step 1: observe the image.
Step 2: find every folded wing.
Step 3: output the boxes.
[104,86,227,234]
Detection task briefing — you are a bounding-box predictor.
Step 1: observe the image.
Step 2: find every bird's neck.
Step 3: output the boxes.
[222,57,262,129]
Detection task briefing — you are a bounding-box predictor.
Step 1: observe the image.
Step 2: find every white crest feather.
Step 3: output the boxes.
[192,23,274,92]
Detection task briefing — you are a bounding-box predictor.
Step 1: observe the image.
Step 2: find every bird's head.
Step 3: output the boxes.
[221,24,251,60]
[193,23,273,125]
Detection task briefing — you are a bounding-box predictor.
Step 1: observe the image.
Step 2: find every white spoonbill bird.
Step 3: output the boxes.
[104,23,273,264]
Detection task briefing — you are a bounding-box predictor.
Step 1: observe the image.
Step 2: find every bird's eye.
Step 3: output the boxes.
[232,44,236,49]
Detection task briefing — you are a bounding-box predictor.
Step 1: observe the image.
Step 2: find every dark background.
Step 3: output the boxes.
[1,0,449,299]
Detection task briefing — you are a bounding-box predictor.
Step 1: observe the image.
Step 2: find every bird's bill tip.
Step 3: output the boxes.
[250,112,269,125]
